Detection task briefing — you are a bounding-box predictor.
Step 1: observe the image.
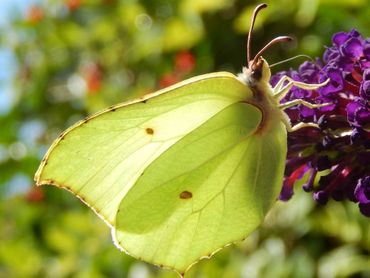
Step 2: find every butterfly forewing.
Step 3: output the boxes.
[35,73,255,226]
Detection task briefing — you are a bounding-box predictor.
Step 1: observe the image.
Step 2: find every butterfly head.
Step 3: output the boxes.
[241,3,292,86]
[239,56,271,86]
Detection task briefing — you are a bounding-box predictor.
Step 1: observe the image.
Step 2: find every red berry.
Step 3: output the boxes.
[26,187,45,202]
[66,0,81,11]
[175,51,195,74]
[26,6,44,24]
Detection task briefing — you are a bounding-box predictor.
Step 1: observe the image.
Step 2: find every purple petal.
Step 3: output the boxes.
[360,80,370,100]
[316,97,337,112]
[279,178,294,201]
[300,105,315,118]
[337,56,355,71]
[348,29,362,39]
[354,176,370,203]
[363,68,370,81]
[291,87,309,99]
[289,69,301,82]
[302,168,317,192]
[298,61,321,83]
[340,37,364,59]
[364,43,370,59]
[323,47,340,64]
[318,67,344,95]
[350,128,369,145]
[313,191,329,205]
[346,100,370,127]
[333,32,350,46]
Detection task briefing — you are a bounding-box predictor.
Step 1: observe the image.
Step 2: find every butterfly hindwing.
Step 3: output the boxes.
[113,102,287,273]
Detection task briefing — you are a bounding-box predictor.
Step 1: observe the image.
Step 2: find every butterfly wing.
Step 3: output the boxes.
[35,72,255,226]
[113,100,286,274]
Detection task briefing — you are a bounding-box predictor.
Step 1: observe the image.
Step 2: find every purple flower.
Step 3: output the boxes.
[274,29,370,217]
[318,66,344,95]
[341,37,363,59]
[347,99,370,127]
[355,176,370,216]
[360,68,370,99]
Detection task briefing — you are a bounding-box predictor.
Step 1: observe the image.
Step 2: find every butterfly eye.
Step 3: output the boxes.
[250,58,263,80]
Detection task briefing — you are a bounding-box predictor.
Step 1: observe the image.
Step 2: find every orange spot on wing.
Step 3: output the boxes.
[179,191,192,199]
[145,128,154,135]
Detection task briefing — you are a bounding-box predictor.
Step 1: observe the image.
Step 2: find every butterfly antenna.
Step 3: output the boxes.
[252,36,293,65]
[247,3,268,65]
[269,54,314,68]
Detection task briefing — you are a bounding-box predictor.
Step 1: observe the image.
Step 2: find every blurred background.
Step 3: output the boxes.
[0,0,369,277]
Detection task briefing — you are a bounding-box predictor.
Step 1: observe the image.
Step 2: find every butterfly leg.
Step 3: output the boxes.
[279,111,320,132]
[279,99,331,132]
[280,113,320,132]
[273,76,330,101]
[274,76,331,132]
[279,99,330,132]
[272,75,294,92]
[278,99,330,110]
[288,122,320,132]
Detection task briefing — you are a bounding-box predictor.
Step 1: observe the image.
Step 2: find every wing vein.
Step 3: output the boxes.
[191,141,249,214]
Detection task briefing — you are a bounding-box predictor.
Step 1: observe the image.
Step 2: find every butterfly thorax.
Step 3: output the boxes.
[238,56,284,135]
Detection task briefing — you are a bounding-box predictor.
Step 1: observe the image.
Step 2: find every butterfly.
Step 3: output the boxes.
[34,3,329,276]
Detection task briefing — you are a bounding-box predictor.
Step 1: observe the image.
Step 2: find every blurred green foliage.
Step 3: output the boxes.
[0,0,369,277]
